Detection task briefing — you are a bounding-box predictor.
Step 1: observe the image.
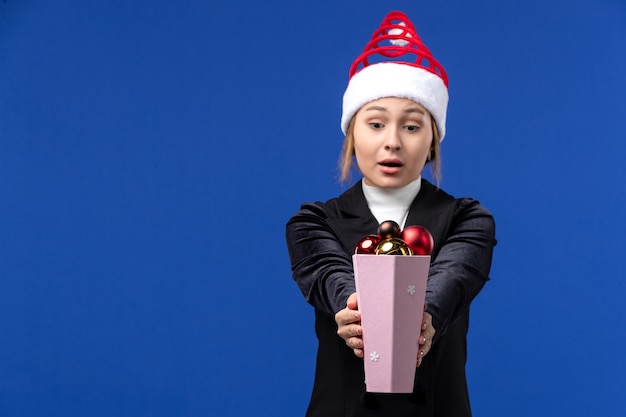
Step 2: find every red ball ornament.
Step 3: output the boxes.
[355,234,381,254]
[400,225,434,255]
[377,220,401,239]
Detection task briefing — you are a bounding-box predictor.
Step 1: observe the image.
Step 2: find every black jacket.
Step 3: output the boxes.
[286,179,496,417]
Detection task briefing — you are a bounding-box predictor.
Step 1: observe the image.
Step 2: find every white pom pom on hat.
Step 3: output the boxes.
[388,22,411,47]
[341,11,449,141]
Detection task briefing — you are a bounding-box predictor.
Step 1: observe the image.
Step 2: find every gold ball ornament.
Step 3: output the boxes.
[375,238,414,256]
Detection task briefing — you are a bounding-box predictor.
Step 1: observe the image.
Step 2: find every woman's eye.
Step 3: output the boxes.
[405,125,420,131]
[369,122,384,129]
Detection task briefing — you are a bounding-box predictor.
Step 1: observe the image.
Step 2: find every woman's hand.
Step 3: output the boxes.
[335,294,436,365]
[417,311,435,367]
[335,292,364,358]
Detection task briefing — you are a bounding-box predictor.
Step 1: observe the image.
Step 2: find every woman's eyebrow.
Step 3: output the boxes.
[364,105,387,112]
[363,105,425,115]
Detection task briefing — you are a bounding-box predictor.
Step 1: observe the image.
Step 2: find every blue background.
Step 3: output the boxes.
[1,1,625,416]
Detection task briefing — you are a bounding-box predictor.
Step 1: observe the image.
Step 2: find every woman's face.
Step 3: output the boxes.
[353,97,433,189]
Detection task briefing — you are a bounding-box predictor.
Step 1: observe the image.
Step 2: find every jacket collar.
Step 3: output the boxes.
[326,178,453,256]
[326,181,378,253]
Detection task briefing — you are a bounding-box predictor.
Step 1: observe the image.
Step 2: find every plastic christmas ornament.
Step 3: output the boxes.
[355,234,382,254]
[375,237,413,256]
[377,220,401,239]
[400,225,434,255]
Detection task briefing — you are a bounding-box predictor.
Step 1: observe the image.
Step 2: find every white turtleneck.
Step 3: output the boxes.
[361,177,422,229]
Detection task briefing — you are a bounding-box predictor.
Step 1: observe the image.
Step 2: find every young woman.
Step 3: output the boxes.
[286,11,496,417]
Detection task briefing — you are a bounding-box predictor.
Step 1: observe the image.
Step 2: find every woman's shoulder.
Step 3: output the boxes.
[286,201,328,227]
[287,181,366,224]
[422,179,493,216]
[417,180,495,243]
[440,190,496,242]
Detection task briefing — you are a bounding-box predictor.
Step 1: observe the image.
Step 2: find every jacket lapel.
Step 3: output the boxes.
[326,179,455,257]
[326,182,379,254]
[404,180,455,258]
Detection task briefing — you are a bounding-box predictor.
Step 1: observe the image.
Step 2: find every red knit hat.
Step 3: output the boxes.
[341,11,449,141]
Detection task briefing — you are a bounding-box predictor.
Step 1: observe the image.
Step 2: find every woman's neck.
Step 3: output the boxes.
[361,177,422,228]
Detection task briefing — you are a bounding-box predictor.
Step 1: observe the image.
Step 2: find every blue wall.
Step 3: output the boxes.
[1,1,625,416]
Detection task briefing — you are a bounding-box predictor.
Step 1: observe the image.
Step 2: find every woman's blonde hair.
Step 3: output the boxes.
[338,115,442,185]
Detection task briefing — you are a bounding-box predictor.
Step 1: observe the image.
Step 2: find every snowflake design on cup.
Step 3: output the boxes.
[407,285,416,295]
[370,351,380,362]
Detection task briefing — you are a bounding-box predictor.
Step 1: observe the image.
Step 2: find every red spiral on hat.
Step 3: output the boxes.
[349,11,448,88]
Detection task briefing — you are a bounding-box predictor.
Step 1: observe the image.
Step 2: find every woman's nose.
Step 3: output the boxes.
[384,127,401,150]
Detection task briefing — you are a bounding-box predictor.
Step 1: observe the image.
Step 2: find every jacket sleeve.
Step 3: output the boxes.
[425,198,497,342]
[286,202,356,317]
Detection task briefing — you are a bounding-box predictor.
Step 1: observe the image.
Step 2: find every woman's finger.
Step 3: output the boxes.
[337,323,362,340]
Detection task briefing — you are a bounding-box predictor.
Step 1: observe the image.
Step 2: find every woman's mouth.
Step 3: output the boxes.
[378,159,403,174]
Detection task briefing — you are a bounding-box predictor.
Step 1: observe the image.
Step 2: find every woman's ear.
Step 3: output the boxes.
[426,142,435,162]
